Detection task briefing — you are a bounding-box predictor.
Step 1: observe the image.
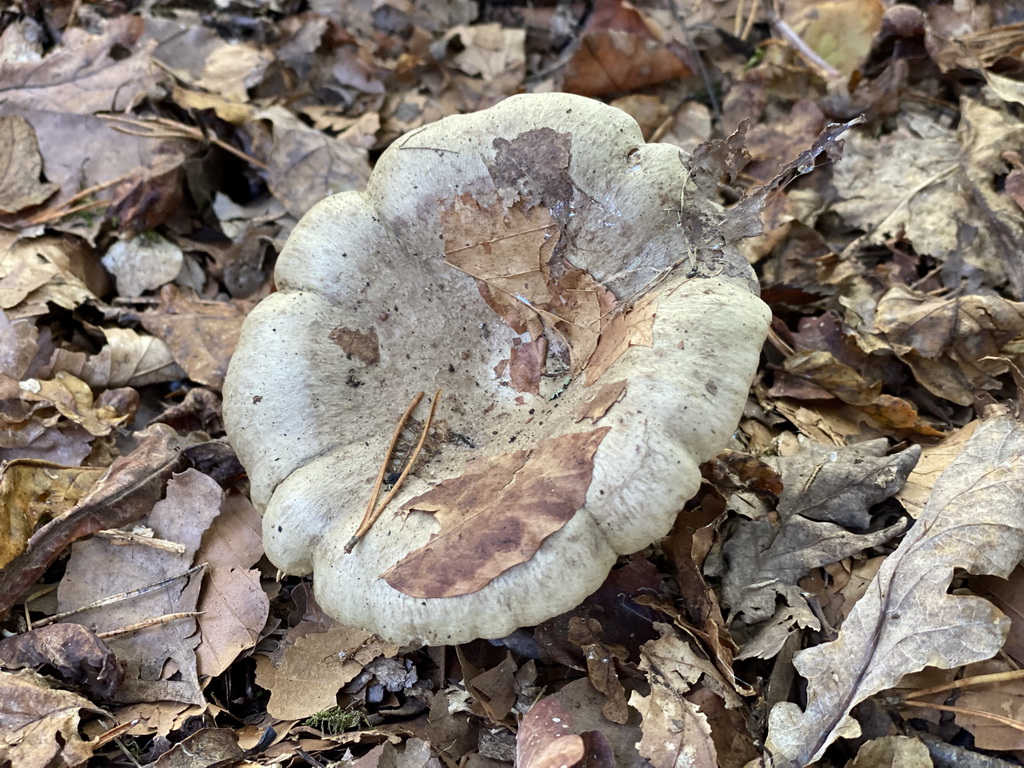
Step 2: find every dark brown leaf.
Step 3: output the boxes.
[383,428,610,598]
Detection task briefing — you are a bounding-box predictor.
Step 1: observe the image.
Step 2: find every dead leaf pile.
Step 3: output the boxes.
[2,0,1024,766]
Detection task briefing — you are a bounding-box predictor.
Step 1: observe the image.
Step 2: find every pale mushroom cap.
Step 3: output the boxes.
[224,93,770,646]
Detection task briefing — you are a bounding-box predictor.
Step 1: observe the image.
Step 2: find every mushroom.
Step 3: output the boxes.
[223,93,771,646]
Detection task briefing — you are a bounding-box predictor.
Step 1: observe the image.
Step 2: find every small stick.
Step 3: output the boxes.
[344,390,442,553]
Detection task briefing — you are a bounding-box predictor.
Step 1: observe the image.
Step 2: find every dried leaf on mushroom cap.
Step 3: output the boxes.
[223,93,772,646]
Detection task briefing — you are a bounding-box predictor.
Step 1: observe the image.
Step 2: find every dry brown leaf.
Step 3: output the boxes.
[0,16,160,114]
[897,421,981,518]
[101,232,183,297]
[139,285,249,390]
[43,326,186,389]
[16,372,133,437]
[847,736,932,768]
[721,439,917,624]
[631,624,728,768]
[0,115,58,213]
[254,625,398,720]
[0,624,123,700]
[567,617,629,725]
[0,460,105,569]
[0,669,106,768]
[194,493,269,679]
[516,696,585,768]
[873,285,1024,405]
[0,424,197,618]
[765,416,1024,768]
[149,727,243,768]
[259,105,373,218]
[0,234,97,315]
[383,427,610,599]
[954,660,1024,751]
[57,468,222,707]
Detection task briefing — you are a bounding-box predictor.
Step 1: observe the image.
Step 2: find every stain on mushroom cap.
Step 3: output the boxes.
[223,93,770,646]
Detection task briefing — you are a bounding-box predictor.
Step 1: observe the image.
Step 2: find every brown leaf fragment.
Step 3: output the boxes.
[149,727,243,768]
[0,624,123,700]
[509,336,547,395]
[0,669,106,768]
[765,416,1024,768]
[329,326,380,366]
[384,427,611,598]
[0,424,197,618]
[769,438,920,529]
[57,469,222,707]
[517,696,585,768]
[873,285,1024,405]
[487,127,573,210]
[568,617,629,725]
[254,625,398,720]
[632,625,721,768]
[0,115,58,213]
[0,460,104,569]
[194,493,269,679]
[463,650,518,723]
[0,16,160,115]
[585,292,657,385]
[847,736,932,768]
[576,379,627,423]
[139,285,249,390]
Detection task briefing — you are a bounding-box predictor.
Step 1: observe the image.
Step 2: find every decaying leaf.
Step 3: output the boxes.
[872,285,1024,405]
[516,696,585,768]
[0,424,198,617]
[101,232,183,297]
[57,468,222,707]
[383,427,610,598]
[720,439,918,624]
[765,416,1024,768]
[0,115,58,213]
[631,624,734,768]
[254,625,398,720]
[0,460,105,569]
[0,624,123,700]
[0,669,106,768]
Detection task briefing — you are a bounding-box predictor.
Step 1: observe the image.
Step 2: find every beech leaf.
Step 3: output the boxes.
[765,416,1024,768]
[383,427,610,598]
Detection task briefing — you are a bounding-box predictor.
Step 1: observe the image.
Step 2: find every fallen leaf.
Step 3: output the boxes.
[568,617,629,725]
[383,427,610,598]
[102,232,183,297]
[954,659,1024,751]
[0,115,58,213]
[0,669,106,768]
[57,468,223,707]
[847,735,932,768]
[149,727,243,768]
[0,424,197,617]
[0,623,123,700]
[764,416,1024,767]
[0,460,105,569]
[194,493,269,679]
[873,285,1024,405]
[139,285,249,390]
[254,625,398,720]
[42,326,186,389]
[721,438,917,624]
[516,696,585,768]
[631,624,723,768]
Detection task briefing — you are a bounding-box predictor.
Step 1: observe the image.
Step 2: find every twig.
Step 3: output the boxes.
[901,700,1024,733]
[97,612,202,639]
[345,390,442,553]
[903,669,1024,700]
[769,12,840,80]
[22,172,134,227]
[31,563,206,627]
[100,114,268,170]
[667,0,721,121]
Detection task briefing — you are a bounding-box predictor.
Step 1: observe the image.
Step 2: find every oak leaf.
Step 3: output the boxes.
[764,416,1024,767]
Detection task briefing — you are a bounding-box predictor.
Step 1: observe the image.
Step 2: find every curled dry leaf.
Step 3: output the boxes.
[873,285,1024,406]
[0,115,58,213]
[516,696,585,768]
[721,439,918,624]
[0,624,123,700]
[765,416,1024,768]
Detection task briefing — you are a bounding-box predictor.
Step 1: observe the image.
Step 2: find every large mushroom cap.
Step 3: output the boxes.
[224,93,770,646]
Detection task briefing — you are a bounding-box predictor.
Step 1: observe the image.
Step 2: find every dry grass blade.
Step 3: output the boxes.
[99,114,268,170]
[345,391,442,553]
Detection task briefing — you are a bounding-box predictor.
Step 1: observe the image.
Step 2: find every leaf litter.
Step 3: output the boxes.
[1,1,1024,766]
